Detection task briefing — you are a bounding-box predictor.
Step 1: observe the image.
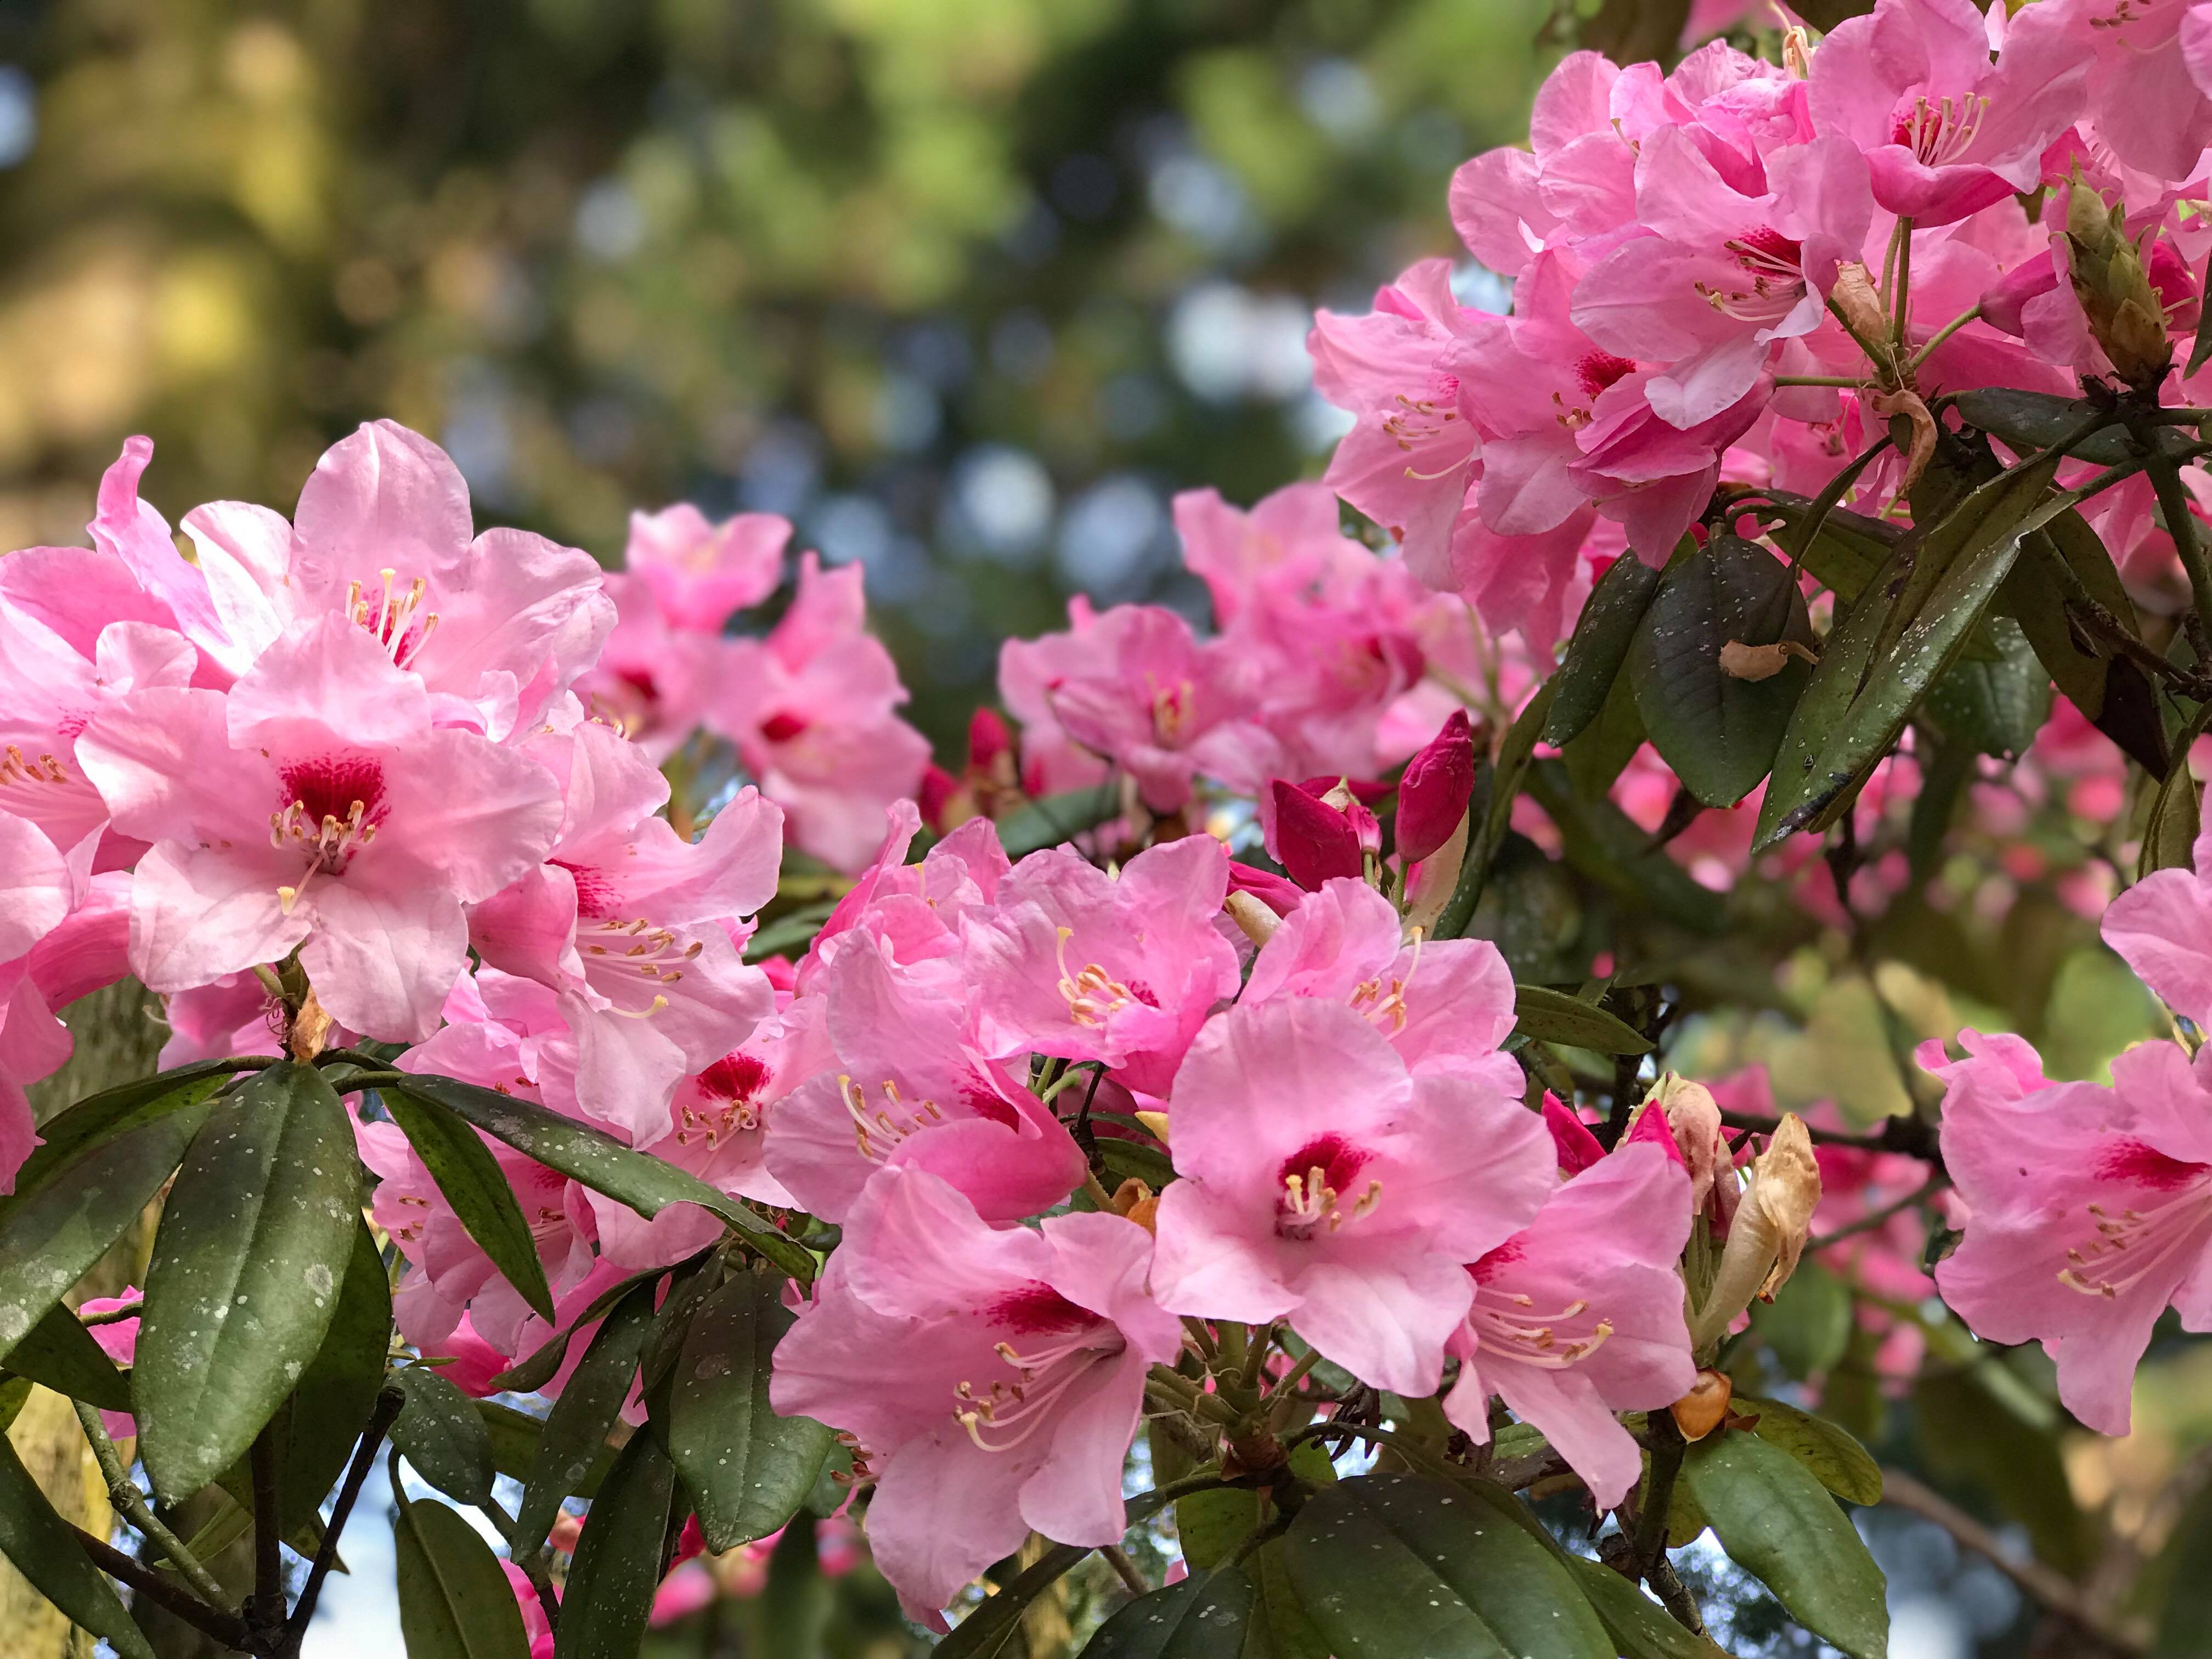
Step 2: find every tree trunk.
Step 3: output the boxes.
[1,982,171,1657]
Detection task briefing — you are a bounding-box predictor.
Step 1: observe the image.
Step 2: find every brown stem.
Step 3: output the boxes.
[1880,1466,2142,1654]
[1099,1545,1148,1598]
[70,1526,251,1650]
[248,1425,286,1642]
[1628,1409,1686,1584]
[1718,1106,1942,1165]
[279,1384,405,1657]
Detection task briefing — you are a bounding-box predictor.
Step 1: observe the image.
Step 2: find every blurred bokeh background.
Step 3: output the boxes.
[7,4,2210,1658]
[0,0,1554,755]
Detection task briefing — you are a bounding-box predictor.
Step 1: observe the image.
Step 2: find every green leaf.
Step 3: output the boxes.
[1283,1472,1613,1658]
[394,1495,532,1659]
[1079,1567,1257,1657]
[1561,668,1646,804]
[554,1429,679,1659]
[382,1086,555,1321]
[1560,1555,1732,1659]
[0,1433,156,1659]
[1254,1536,1330,1659]
[758,1508,832,1655]
[1748,1259,1852,1381]
[1951,387,2195,467]
[397,1073,814,1284]
[666,1268,837,1551]
[3,1063,236,1207]
[1679,1431,1888,1659]
[514,1279,657,1554]
[1546,552,1664,747]
[0,1375,30,1430]
[1511,985,1652,1056]
[1522,762,1727,936]
[742,902,837,964]
[270,1218,392,1533]
[1922,614,2051,759]
[1758,489,1900,603]
[1626,533,1813,808]
[2000,517,2131,720]
[394,1366,498,1506]
[136,1060,363,1503]
[1760,448,2066,849]
[0,1082,217,1368]
[492,1267,662,1395]
[3,1304,129,1412]
[994,782,1124,860]
[1738,1396,1882,1506]
[1914,1368,2093,1575]
[474,1400,614,1498]
[1178,1483,1260,1572]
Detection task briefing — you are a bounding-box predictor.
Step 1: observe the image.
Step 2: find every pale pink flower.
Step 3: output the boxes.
[78,1289,143,1443]
[1239,877,1522,1090]
[1927,1028,2212,1434]
[469,721,780,1142]
[712,555,929,872]
[78,613,565,1042]
[622,503,790,633]
[962,837,1243,1097]
[2102,819,2212,1029]
[577,576,724,761]
[766,936,1085,1224]
[1443,1138,1696,1507]
[769,1166,1182,1622]
[178,420,613,737]
[796,802,1008,992]
[1150,997,1554,1395]
[997,599,1115,800]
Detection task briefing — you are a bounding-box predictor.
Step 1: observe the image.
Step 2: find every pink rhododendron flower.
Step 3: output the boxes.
[997,599,1115,800]
[178,421,613,736]
[1239,877,1522,1087]
[797,803,1008,991]
[1927,1029,2212,1435]
[78,614,564,1042]
[1394,709,1476,864]
[766,936,1085,1224]
[1150,997,1554,1395]
[2102,820,2212,1029]
[769,1166,1181,1622]
[1443,1138,1696,1507]
[578,577,724,760]
[76,1289,143,1443]
[963,836,1242,1096]
[623,503,791,633]
[1807,0,2086,226]
[500,1560,557,1659]
[710,552,929,873]
[469,721,780,1141]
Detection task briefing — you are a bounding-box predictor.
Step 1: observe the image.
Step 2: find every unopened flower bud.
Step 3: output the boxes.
[1270,779,1364,890]
[2063,179,2171,391]
[1223,889,1281,947]
[1688,1113,1822,1350]
[1396,710,1475,864]
[1319,778,1383,855]
[967,706,1013,774]
[1650,1075,1729,1220]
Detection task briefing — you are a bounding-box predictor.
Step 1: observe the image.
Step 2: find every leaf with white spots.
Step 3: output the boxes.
[136,1060,364,1503]
[1282,1472,1614,1659]
[665,1268,835,1551]
[1075,1566,1256,1657]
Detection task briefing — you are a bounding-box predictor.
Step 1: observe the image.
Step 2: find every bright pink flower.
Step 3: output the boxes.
[77,614,564,1042]
[1572,132,1873,427]
[623,503,791,633]
[1543,1092,1607,1176]
[712,554,929,872]
[0,811,70,967]
[797,803,1008,991]
[2103,820,2212,1029]
[1240,877,1522,1088]
[469,721,780,1141]
[1927,1029,2212,1435]
[962,837,1243,1097]
[1443,1139,1695,1507]
[2042,0,2212,185]
[0,957,69,1197]
[1150,997,1554,1395]
[1268,781,1364,890]
[179,421,613,736]
[997,599,1115,801]
[501,1560,557,1659]
[156,976,283,1069]
[650,994,833,1216]
[769,1166,1182,1622]
[1806,0,2086,225]
[766,936,1085,1224]
[1001,603,1279,815]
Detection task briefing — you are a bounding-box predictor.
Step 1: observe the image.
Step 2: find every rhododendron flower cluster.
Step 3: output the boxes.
[23,4,2212,1654]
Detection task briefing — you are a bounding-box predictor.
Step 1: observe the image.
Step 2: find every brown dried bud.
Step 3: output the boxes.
[288,988,334,1062]
[1688,1113,1823,1348]
[1669,1369,1734,1442]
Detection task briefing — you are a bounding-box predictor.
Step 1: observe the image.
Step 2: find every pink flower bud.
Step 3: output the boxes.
[967,707,1013,771]
[1395,709,1475,864]
[1542,1092,1605,1176]
[1227,859,1305,918]
[1269,778,1363,890]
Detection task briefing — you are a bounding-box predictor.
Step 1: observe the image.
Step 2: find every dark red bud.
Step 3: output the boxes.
[1269,779,1363,891]
[917,763,957,828]
[1227,859,1306,918]
[1395,709,1475,864]
[967,707,1013,771]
